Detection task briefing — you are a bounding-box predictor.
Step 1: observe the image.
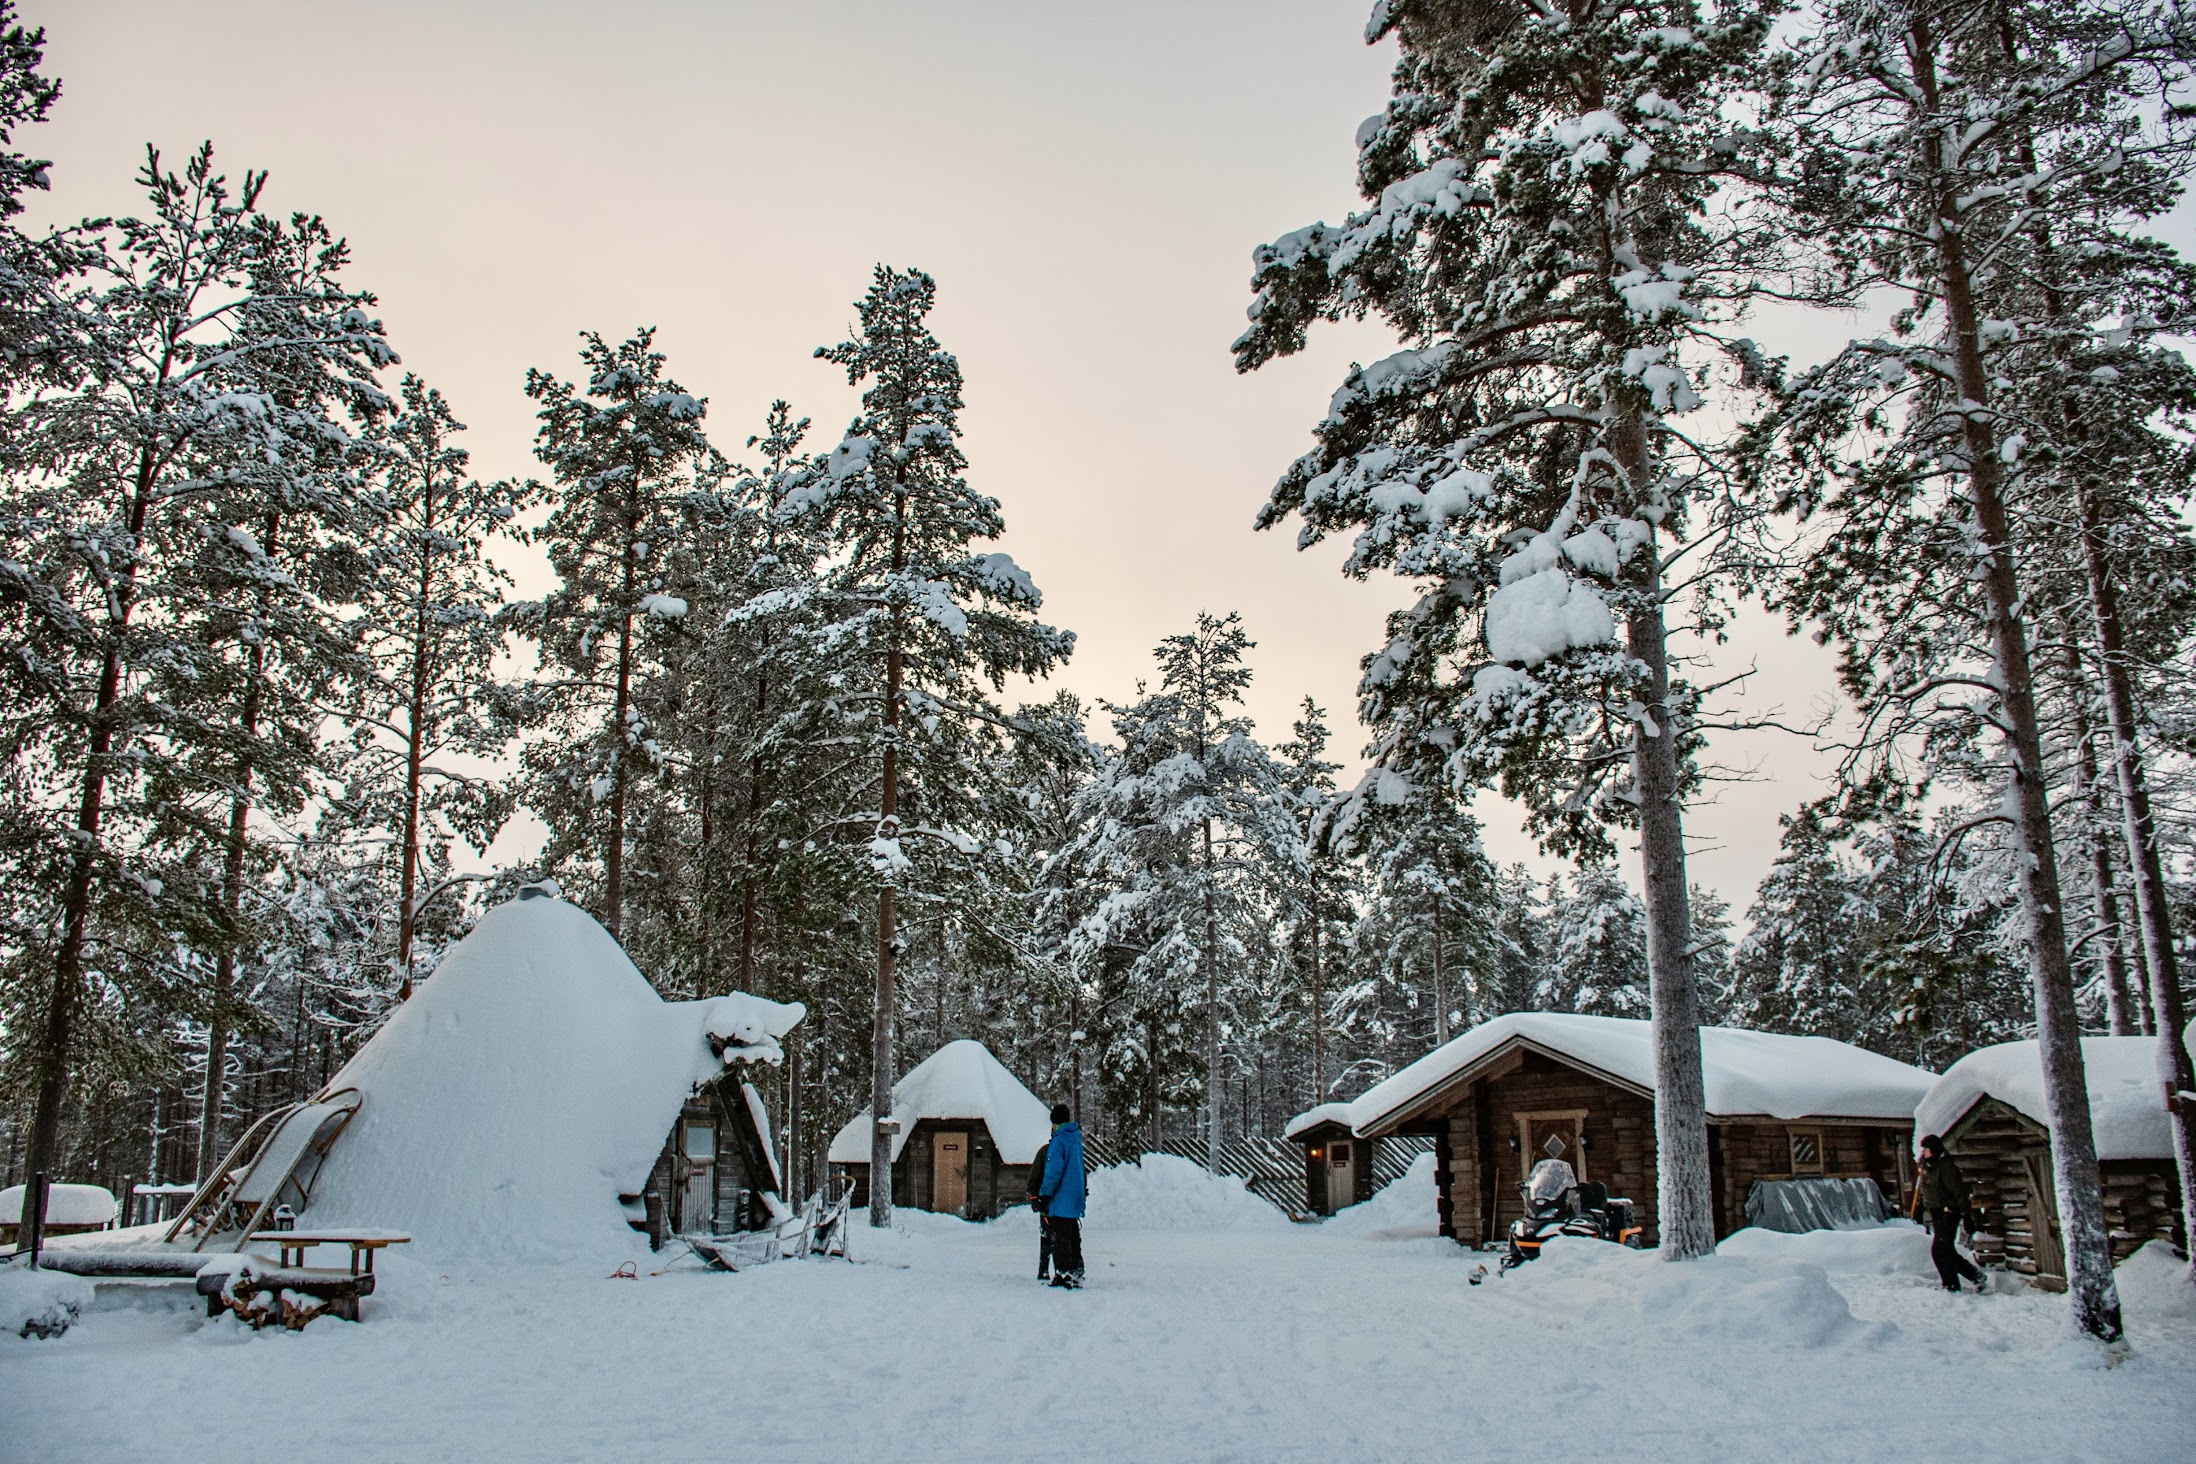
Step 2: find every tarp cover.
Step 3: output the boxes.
[828,1039,1051,1165]
[1744,1177,1891,1234]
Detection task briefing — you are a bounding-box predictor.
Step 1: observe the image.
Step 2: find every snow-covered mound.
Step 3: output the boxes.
[0,1183,117,1228]
[1083,1153,1291,1232]
[1324,1152,1438,1238]
[0,1264,92,1340]
[2117,1239,2196,1322]
[302,895,802,1262]
[1914,1034,2182,1161]
[827,1039,1051,1165]
[1509,1236,1891,1351]
[1717,1220,1934,1278]
[1340,1013,1934,1136]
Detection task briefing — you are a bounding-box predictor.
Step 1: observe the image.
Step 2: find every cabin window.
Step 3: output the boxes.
[684,1123,716,1161]
[1330,1142,1350,1164]
[1788,1129,1823,1174]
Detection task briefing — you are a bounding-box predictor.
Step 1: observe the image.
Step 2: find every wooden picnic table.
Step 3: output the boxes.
[249,1228,411,1277]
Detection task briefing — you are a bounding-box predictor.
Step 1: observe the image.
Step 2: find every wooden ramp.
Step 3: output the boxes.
[163,1088,363,1251]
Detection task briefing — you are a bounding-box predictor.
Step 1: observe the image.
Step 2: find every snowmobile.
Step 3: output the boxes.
[1497,1158,1643,1271]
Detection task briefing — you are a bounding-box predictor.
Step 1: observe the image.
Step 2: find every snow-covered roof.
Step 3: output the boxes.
[1915,1032,2189,1163]
[1282,1103,1354,1140]
[1343,1013,1936,1136]
[302,895,803,1259]
[828,1040,1052,1166]
[0,1183,116,1228]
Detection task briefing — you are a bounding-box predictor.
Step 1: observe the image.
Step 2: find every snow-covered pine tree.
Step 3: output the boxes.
[521,329,717,941]
[1544,862,1650,1017]
[1759,0,2196,1337]
[345,374,533,988]
[1051,615,1297,1161]
[1278,700,1357,1096]
[1486,862,1555,1015]
[801,267,1070,1223]
[1235,0,1777,1257]
[0,2,66,405]
[177,203,394,1175]
[0,143,395,1200]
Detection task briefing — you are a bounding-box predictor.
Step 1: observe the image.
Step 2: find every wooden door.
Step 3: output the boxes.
[1520,1112,1587,1181]
[2020,1150,2066,1282]
[1326,1140,1357,1213]
[681,1122,716,1234]
[932,1130,969,1214]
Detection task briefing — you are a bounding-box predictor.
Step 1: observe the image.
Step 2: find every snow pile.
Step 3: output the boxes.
[1083,1154,1292,1233]
[1511,1236,1890,1351]
[1718,1220,1934,1278]
[1346,1013,1935,1135]
[0,1183,118,1228]
[0,1264,94,1340]
[827,1040,1051,1165]
[1281,1101,1352,1140]
[302,895,803,1261]
[1324,1152,1438,1238]
[1482,532,1614,668]
[2117,1240,2196,1322]
[1914,1035,2180,1160]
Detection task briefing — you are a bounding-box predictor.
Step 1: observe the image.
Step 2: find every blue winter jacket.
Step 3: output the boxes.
[1039,1122,1086,1219]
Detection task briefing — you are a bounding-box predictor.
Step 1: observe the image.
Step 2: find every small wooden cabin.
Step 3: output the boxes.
[1338,1013,1933,1247]
[828,1040,1052,1220]
[1917,1036,2186,1288]
[1284,1105,1381,1216]
[629,1075,785,1248]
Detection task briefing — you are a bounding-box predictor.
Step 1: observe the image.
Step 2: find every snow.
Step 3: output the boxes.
[637,593,687,618]
[827,1039,1052,1165]
[0,1264,93,1338]
[0,1184,118,1228]
[1483,532,1617,667]
[1322,1152,1439,1239]
[1344,1012,1937,1136]
[9,1206,2191,1460]
[1082,1155,1291,1233]
[1282,1101,1352,1140]
[1914,1035,2182,1161]
[300,895,803,1261]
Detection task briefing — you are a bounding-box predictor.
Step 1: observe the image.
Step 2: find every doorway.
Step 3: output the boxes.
[932,1130,969,1214]
[1326,1140,1357,1213]
[2020,1149,2066,1284]
[1517,1110,1588,1181]
[681,1121,716,1234]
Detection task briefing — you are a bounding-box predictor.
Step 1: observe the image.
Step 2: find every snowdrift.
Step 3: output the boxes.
[1323,1152,1439,1239]
[827,1039,1051,1165]
[1914,1034,2183,1160]
[1083,1153,1292,1232]
[302,895,802,1262]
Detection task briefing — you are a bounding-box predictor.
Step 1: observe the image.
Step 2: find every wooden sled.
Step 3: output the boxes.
[164,1088,362,1251]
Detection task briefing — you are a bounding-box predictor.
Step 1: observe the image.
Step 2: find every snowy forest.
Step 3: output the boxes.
[2,0,2194,1357]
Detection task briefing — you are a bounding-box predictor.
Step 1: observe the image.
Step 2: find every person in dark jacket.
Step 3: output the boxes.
[1028,1137,1052,1281]
[1917,1134,1987,1292]
[1037,1103,1086,1289]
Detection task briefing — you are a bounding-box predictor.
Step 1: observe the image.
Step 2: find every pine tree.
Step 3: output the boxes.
[1545,863,1650,1017]
[522,329,718,940]
[1756,0,2196,1337]
[344,375,533,987]
[1234,0,1777,1257]
[803,266,1070,1223]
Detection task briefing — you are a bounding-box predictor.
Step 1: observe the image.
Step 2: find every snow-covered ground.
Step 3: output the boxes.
[8,1162,2193,1463]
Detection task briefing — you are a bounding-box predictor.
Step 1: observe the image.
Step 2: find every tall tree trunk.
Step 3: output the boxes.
[397,456,437,976]
[869,484,909,1228]
[1432,905,1451,1046]
[737,668,769,990]
[2076,470,2196,1284]
[1629,573,1712,1261]
[1310,911,1324,1100]
[605,480,640,940]
[1203,815,1221,1170]
[1913,23,2119,1339]
[197,511,278,1180]
[2064,649,2137,1034]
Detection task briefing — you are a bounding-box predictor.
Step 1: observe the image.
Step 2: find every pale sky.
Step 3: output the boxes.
[34,0,1853,907]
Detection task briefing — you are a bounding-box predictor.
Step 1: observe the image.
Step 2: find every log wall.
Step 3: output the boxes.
[1947,1098,2183,1278]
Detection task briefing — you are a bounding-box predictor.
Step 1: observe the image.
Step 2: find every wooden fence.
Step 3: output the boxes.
[1080,1132,1434,1219]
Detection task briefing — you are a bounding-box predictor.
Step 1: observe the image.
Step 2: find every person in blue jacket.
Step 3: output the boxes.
[1036,1102,1086,1289]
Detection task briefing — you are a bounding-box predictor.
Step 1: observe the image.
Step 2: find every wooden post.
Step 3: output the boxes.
[22,1170,48,1267]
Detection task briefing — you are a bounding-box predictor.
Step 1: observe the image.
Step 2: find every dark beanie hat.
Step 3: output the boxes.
[1919,1133,1946,1156]
[1051,1102,1072,1124]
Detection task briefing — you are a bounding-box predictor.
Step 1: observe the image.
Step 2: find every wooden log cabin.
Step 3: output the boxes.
[1915,1035,2188,1288]
[1283,1105,1381,1216]
[631,1074,787,1248]
[828,1040,1053,1219]
[1327,1013,1935,1247]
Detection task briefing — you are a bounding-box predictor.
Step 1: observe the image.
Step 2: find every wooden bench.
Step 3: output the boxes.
[248,1228,410,1278]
